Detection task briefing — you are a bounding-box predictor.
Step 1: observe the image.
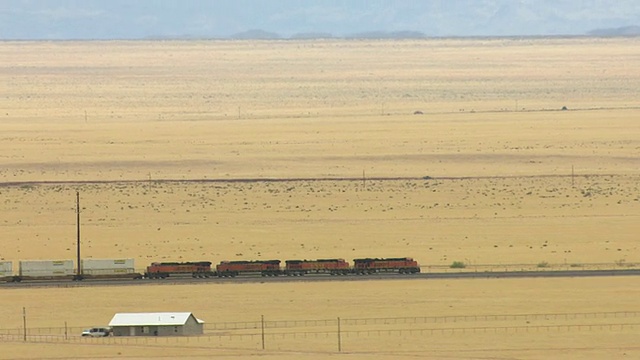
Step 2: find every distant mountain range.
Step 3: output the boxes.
[150,27,640,41]
[1,0,639,40]
[225,30,430,40]
[587,26,640,36]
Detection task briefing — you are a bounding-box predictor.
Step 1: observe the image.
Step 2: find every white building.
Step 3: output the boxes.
[109,312,204,336]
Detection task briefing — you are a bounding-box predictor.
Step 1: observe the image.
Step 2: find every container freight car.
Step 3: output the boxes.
[284,259,350,276]
[352,257,420,274]
[15,260,75,281]
[0,261,12,281]
[81,259,141,280]
[145,261,214,279]
[0,261,12,277]
[216,260,281,277]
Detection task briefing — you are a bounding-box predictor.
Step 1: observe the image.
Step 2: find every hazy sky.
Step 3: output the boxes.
[1,0,639,39]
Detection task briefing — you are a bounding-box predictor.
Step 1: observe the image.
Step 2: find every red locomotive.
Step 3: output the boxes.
[284,259,350,276]
[145,261,214,279]
[216,260,281,277]
[352,257,420,274]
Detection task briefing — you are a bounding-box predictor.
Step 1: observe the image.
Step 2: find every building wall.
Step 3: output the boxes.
[112,316,202,336]
[183,315,204,335]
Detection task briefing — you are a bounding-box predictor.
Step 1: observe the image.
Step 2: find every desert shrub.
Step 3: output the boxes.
[537,261,550,268]
[615,259,632,267]
[450,261,466,269]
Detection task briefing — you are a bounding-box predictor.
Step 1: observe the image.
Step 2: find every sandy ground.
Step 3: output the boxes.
[2,277,640,359]
[0,38,639,359]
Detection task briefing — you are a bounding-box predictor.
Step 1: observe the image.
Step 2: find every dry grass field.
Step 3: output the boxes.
[0,38,639,359]
[2,278,640,359]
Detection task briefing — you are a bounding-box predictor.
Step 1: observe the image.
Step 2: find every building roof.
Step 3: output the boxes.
[109,312,204,327]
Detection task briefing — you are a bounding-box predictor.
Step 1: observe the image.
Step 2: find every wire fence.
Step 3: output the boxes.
[207,310,640,331]
[2,310,640,352]
[422,261,640,273]
[1,322,638,350]
[2,310,639,336]
[127,261,637,275]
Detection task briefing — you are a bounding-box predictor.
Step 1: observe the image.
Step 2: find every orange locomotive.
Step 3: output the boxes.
[352,257,420,274]
[284,259,350,276]
[145,261,214,279]
[143,257,421,279]
[216,260,281,277]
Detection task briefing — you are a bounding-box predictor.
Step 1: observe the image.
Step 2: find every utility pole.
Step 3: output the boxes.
[76,191,82,280]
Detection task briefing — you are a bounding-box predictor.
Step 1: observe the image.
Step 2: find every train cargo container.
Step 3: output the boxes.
[17,260,75,281]
[81,258,141,279]
[145,261,214,279]
[352,257,420,274]
[284,259,350,276]
[216,260,281,277]
[81,259,135,275]
[0,261,12,277]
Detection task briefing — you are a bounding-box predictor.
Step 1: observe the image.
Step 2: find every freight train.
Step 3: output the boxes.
[145,257,420,278]
[1,257,420,282]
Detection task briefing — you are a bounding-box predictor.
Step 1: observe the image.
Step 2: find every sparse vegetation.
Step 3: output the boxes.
[0,37,638,360]
[615,259,632,267]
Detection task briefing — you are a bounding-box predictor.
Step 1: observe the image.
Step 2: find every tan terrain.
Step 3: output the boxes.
[0,38,638,359]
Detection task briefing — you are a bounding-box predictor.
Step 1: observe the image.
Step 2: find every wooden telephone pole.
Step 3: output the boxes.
[75,191,82,280]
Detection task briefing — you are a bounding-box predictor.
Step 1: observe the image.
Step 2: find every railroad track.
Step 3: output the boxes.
[4,268,640,288]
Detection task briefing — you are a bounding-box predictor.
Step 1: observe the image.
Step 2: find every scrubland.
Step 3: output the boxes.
[0,38,639,359]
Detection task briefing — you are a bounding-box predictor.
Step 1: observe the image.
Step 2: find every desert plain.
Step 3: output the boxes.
[0,38,639,359]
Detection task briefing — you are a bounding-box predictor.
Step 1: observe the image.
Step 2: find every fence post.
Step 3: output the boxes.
[337,317,342,352]
[261,315,265,350]
[64,321,68,340]
[22,307,27,342]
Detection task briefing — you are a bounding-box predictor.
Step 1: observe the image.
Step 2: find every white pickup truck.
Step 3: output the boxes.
[81,327,112,337]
